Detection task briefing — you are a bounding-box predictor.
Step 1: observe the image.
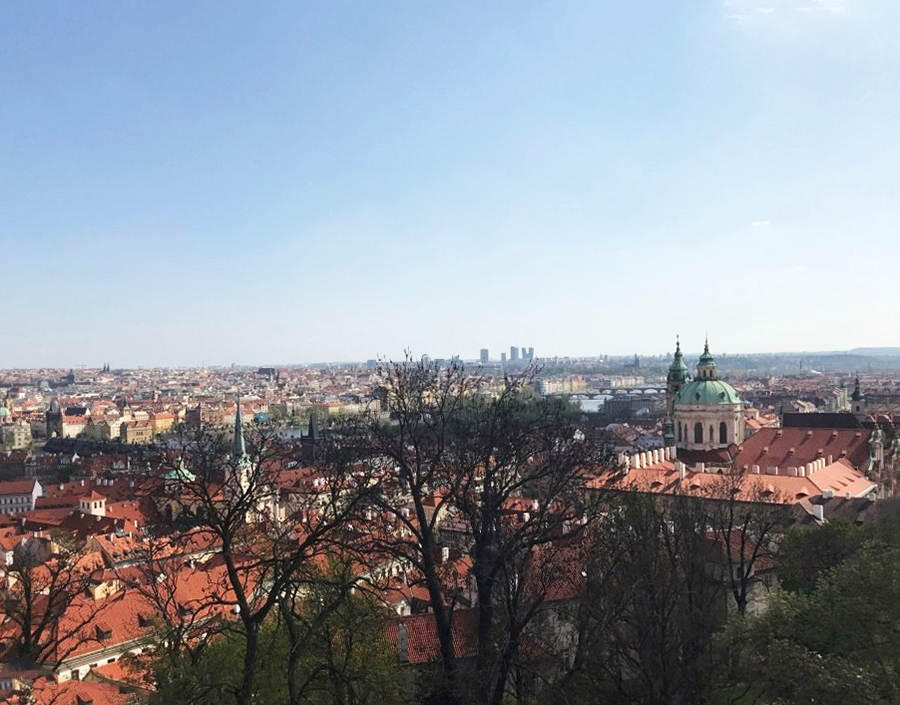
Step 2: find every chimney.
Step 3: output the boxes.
[677,462,686,481]
[812,504,824,522]
[826,454,833,465]
[441,546,450,564]
[867,491,877,502]
[751,464,760,475]
[822,490,834,499]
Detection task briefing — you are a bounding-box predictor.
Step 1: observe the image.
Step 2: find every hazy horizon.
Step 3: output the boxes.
[3,1,899,367]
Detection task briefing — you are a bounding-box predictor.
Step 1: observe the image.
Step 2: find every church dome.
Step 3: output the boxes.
[676,378,741,406]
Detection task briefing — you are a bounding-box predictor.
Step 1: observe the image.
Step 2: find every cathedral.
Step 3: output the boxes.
[664,338,744,462]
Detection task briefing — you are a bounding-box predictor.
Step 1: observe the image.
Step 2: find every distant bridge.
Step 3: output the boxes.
[572,387,666,398]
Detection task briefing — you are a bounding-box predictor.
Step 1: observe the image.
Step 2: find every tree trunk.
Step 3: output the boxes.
[236,623,259,705]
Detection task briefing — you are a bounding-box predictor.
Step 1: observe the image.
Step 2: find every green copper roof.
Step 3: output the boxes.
[164,461,196,483]
[851,376,863,402]
[675,378,741,406]
[667,337,690,383]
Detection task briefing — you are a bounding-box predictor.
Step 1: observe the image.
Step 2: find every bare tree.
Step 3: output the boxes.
[153,420,379,705]
[326,358,609,704]
[0,533,121,669]
[442,372,608,705]
[704,474,789,615]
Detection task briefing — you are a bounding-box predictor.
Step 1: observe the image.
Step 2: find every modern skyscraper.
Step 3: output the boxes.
[480,348,489,364]
[510,346,519,362]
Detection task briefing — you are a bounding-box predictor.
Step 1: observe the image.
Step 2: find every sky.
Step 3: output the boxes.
[2,1,899,367]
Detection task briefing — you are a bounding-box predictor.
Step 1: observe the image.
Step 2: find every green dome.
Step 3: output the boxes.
[676,378,741,406]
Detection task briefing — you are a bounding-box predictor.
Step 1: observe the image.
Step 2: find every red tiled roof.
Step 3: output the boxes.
[386,610,478,664]
[0,479,37,495]
[736,427,871,472]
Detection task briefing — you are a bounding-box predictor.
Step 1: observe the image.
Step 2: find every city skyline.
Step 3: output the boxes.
[3,1,900,367]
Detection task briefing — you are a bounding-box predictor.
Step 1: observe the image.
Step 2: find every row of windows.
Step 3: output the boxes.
[0,496,28,504]
[678,421,729,445]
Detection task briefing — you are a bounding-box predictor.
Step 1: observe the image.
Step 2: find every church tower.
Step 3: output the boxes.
[666,336,690,417]
[673,339,744,453]
[46,398,63,438]
[301,411,320,465]
[227,394,251,498]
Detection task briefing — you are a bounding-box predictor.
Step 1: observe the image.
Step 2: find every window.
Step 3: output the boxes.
[677,424,682,442]
[719,422,728,444]
[694,423,703,444]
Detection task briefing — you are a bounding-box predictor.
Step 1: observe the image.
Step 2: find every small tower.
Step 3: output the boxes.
[696,338,718,380]
[666,336,690,416]
[46,398,63,438]
[851,375,867,420]
[301,411,320,465]
[79,491,107,517]
[663,416,675,448]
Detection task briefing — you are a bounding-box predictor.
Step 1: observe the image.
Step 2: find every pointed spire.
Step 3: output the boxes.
[232,394,246,460]
[302,410,320,465]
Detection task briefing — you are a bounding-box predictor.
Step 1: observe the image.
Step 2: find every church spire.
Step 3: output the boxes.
[232,394,246,461]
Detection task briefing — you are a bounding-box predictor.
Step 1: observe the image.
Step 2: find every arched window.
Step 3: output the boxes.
[709,425,714,443]
[694,422,703,444]
[719,422,727,444]
[677,423,682,442]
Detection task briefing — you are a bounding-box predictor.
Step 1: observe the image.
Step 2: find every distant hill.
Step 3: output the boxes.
[847,348,900,357]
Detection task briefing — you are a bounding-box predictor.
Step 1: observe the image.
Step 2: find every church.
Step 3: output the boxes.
[596,337,889,507]
[664,338,744,463]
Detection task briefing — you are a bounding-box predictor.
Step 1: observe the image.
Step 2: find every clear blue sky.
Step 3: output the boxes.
[2,1,898,367]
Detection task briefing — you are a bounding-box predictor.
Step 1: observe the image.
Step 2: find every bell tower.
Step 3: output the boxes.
[666,336,690,417]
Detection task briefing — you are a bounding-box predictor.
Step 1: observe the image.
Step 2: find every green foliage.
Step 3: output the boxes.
[775,519,871,593]
[728,543,900,704]
[147,589,408,705]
